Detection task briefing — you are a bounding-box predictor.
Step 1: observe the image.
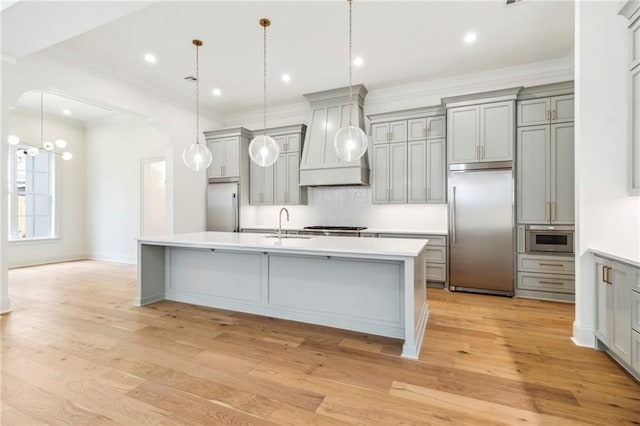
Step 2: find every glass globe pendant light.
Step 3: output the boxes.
[249,19,279,167]
[183,39,213,172]
[334,0,368,162]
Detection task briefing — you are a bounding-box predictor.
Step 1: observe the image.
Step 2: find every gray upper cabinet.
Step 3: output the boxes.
[516,122,574,224]
[407,140,427,203]
[626,5,640,195]
[371,121,407,144]
[208,137,240,179]
[369,107,446,204]
[249,160,274,205]
[517,95,574,127]
[448,101,514,163]
[371,142,407,204]
[248,125,307,206]
[408,116,446,141]
[426,138,446,203]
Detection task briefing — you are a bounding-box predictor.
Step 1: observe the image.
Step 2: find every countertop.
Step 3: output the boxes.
[589,249,640,269]
[139,232,428,257]
[241,226,448,236]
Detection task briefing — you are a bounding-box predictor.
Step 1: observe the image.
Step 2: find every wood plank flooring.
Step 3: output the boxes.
[1,260,639,425]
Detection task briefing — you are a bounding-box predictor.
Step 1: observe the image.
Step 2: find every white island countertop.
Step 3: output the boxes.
[139,232,428,257]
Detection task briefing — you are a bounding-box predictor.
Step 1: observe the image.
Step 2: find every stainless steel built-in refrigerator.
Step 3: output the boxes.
[448,162,514,296]
[206,181,239,232]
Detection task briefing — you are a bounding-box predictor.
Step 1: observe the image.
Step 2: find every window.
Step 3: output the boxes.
[8,147,55,240]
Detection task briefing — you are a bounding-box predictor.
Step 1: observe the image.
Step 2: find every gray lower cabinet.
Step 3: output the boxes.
[377,233,447,287]
[595,254,639,380]
[517,122,574,225]
[516,253,575,301]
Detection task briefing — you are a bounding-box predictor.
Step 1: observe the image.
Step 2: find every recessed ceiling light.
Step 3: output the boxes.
[281,73,291,83]
[62,109,71,115]
[144,53,157,64]
[353,56,364,67]
[464,32,477,44]
[212,88,222,96]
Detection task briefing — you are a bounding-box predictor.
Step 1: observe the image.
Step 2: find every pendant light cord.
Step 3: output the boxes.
[196,42,200,145]
[263,23,268,138]
[348,0,353,127]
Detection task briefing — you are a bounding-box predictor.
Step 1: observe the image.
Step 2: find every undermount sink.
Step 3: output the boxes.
[263,234,311,240]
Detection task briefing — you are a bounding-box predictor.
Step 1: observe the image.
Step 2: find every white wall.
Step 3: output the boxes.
[573,1,640,347]
[85,118,165,263]
[7,109,86,267]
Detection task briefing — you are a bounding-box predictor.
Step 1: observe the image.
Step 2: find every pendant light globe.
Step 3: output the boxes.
[334,125,367,163]
[182,39,213,172]
[249,134,279,167]
[183,141,212,171]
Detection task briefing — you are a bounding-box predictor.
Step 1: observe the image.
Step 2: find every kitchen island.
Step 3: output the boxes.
[137,232,429,359]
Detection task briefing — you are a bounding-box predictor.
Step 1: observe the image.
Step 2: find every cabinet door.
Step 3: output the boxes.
[371,144,389,204]
[285,134,300,152]
[208,139,225,178]
[407,140,427,203]
[371,123,390,144]
[286,153,300,204]
[250,161,263,205]
[517,98,551,127]
[389,121,408,143]
[611,262,633,364]
[517,126,550,224]
[223,137,240,177]
[427,138,446,203]
[595,259,611,344]
[274,154,287,205]
[550,123,574,224]
[408,119,427,141]
[480,101,513,162]
[551,95,574,123]
[389,142,407,204]
[447,106,479,164]
[426,116,446,139]
[632,65,640,193]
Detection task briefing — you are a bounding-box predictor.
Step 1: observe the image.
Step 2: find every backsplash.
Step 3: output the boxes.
[241,186,448,232]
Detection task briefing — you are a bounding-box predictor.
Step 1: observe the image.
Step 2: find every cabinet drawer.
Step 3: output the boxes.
[517,254,574,274]
[633,291,640,333]
[517,272,574,294]
[425,246,446,263]
[633,330,640,375]
[377,233,447,246]
[426,262,446,282]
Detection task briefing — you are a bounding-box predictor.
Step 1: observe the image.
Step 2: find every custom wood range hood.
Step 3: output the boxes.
[299,85,370,186]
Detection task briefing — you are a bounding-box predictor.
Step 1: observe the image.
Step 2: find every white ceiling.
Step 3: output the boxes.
[16,92,117,122]
[2,1,574,118]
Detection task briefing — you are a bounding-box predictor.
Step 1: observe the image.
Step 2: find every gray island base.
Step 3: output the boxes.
[137,232,429,359]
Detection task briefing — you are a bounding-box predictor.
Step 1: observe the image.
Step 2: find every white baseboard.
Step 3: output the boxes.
[0,297,12,314]
[8,253,88,269]
[87,253,137,265]
[571,320,596,348]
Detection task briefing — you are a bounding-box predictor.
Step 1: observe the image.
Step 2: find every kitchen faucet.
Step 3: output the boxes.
[278,207,289,238]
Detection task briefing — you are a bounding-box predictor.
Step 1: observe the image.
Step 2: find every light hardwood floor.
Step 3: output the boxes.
[1,260,639,425]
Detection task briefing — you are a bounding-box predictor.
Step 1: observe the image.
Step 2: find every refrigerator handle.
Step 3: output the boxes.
[232,193,238,232]
[452,186,457,244]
